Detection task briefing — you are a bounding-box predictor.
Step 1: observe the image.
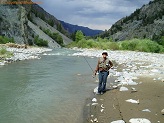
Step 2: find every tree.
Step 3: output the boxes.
[47,19,54,27]
[75,30,84,42]
[71,30,77,41]
[57,23,62,32]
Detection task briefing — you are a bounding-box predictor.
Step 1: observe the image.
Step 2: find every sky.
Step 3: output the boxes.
[32,0,151,31]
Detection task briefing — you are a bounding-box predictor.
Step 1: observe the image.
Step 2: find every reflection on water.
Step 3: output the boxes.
[0,49,97,123]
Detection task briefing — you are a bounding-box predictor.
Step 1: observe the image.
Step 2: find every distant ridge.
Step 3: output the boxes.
[99,0,164,41]
[60,21,103,36]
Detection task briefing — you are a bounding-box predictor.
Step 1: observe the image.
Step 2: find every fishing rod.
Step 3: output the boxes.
[83,56,96,78]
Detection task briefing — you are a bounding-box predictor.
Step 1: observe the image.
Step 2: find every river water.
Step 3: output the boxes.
[0,49,98,123]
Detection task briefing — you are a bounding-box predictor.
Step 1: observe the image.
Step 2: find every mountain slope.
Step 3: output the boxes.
[28,21,61,48]
[31,14,72,45]
[60,21,103,36]
[99,0,164,41]
[0,1,72,47]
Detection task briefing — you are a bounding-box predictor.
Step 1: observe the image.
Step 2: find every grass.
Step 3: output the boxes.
[67,38,164,53]
[0,47,13,59]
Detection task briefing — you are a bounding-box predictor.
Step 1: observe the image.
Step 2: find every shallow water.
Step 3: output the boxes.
[0,48,98,123]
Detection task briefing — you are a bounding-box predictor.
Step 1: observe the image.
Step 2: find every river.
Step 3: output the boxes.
[0,48,97,123]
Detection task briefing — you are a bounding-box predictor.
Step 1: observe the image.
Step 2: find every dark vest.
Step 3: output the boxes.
[98,58,110,71]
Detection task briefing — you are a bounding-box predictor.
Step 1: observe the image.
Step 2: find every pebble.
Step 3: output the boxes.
[94,118,98,122]
[100,109,104,112]
[92,98,97,102]
[126,99,139,104]
[142,109,151,112]
[101,104,105,109]
[92,103,98,106]
[131,87,137,92]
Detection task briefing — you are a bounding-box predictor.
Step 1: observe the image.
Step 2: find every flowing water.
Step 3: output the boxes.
[0,49,97,123]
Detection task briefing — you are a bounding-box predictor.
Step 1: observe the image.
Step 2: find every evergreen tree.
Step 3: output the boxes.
[57,23,62,32]
[75,30,84,42]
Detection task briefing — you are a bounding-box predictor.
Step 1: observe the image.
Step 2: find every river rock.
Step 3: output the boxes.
[161,109,164,115]
[111,120,125,123]
[129,118,151,123]
[120,87,128,91]
[94,87,98,93]
[0,62,5,66]
[113,85,118,89]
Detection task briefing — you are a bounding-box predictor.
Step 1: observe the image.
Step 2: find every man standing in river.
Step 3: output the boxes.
[94,52,113,95]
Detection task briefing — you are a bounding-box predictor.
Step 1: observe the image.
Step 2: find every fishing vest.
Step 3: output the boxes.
[98,58,110,70]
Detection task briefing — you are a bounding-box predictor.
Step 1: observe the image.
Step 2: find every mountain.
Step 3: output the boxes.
[99,0,164,41]
[60,21,103,36]
[0,0,72,48]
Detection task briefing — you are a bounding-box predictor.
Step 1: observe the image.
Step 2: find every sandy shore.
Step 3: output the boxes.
[85,77,164,123]
[71,48,164,123]
[0,45,52,66]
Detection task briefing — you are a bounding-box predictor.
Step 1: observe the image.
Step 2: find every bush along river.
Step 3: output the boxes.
[0,48,98,123]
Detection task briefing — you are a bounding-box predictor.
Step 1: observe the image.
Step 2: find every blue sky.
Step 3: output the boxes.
[33,0,151,30]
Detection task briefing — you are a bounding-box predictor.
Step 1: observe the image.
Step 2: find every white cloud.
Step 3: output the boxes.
[33,0,151,30]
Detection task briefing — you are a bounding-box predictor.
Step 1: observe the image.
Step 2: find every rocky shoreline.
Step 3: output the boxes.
[72,48,164,79]
[0,45,52,66]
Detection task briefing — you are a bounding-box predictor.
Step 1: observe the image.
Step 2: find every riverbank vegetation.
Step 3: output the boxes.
[0,47,13,59]
[0,36,14,59]
[67,31,164,53]
[0,36,15,44]
[34,35,48,47]
[41,28,64,46]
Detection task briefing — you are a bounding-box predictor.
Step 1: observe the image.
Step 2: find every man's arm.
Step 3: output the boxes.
[109,60,113,69]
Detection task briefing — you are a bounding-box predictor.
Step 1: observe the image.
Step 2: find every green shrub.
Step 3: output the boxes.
[67,38,164,53]
[119,39,163,53]
[34,36,48,47]
[0,48,7,55]
[108,42,119,50]
[42,29,64,46]
[0,47,13,58]
[0,36,15,44]
[119,39,138,51]
[47,19,54,27]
